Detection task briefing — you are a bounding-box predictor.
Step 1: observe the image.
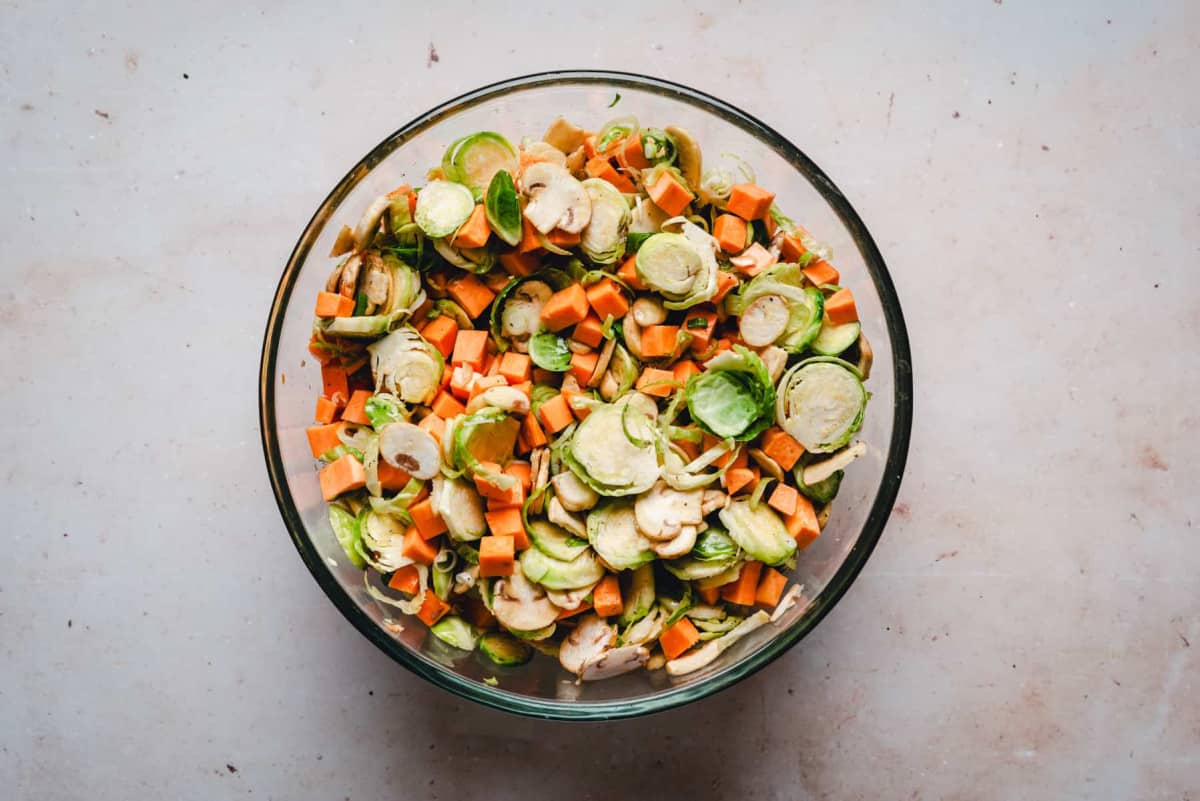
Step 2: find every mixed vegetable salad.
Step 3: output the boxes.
[304,113,871,681]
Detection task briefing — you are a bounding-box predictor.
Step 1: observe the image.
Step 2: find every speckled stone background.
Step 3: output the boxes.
[2,1,1197,799]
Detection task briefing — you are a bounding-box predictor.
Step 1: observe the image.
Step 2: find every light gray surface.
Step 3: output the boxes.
[2,1,1197,799]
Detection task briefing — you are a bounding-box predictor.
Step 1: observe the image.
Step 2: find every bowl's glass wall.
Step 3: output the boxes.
[263,74,908,718]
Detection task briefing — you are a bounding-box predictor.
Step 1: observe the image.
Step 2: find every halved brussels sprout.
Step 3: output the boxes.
[328,505,366,569]
[634,222,718,310]
[429,615,480,651]
[618,564,656,626]
[478,632,533,666]
[368,327,444,405]
[432,476,487,542]
[415,179,476,238]
[579,178,630,265]
[775,359,867,453]
[360,510,410,572]
[565,402,659,497]
[718,499,797,567]
[519,546,606,590]
[442,132,519,199]
[586,500,657,571]
[685,346,776,441]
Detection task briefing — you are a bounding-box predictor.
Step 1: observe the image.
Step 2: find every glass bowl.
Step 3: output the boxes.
[259,70,912,720]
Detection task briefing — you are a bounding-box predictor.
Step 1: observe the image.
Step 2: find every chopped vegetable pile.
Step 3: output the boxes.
[304,113,872,681]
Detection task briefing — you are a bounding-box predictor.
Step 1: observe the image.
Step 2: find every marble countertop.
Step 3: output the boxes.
[3,1,1196,798]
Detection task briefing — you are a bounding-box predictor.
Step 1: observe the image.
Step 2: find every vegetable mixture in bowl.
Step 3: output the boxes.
[303,112,873,682]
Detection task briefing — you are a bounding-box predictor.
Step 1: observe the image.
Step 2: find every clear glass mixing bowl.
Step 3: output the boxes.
[259,71,912,719]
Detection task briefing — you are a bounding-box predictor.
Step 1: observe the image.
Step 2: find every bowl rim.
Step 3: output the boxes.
[259,69,913,720]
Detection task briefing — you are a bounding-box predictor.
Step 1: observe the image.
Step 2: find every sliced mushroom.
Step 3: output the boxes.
[522,140,567,167]
[700,489,729,516]
[325,260,345,293]
[521,162,592,234]
[599,370,621,402]
[546,580,599,612]
[466,386,530,416]
[646,653,667,671]
[361,251,392,306]
[739,294,789,346]
[758,345,787,384]
[378,422,441,479]
[664,125,701,189]
[652,523,698,559]
[634,481,703,541]
[857,332,873,380]
[565,145,586,178]
[748,448,784,482]
[352,194,392,250]
[566,339,592,355]
[631,296,667,327]
[529,447,550,515]
[621,310,645,360]
[493,567,560,632]
[551,471,600,513]
[587,337,617,388]
[802,441,867,485]
[547,496,588,539]
[329,224,356,258]
[543,117,587,154]
[558,614,616,675]
[501,280,552,348]
[580,644,650,681]
[337,253,363,299]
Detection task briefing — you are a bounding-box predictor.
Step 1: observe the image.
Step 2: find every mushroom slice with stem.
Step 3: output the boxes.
[580,644,650,681]
[521,162,592,234]
[545,580,600,612]
[739,294,790,347]
[547,496,588,540]
[652,523,698,559]
[493,568,561,633]
[466,386,530,416]
[664,125,701,189]
[700,489,729,516]
[378,422,441,480]
[802,441,867,485]
[634,481,703,541]
[551,470,600,513]
[558,614,616,675]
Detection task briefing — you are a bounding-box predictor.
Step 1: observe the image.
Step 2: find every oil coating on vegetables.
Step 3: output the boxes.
[304,110,873,682]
